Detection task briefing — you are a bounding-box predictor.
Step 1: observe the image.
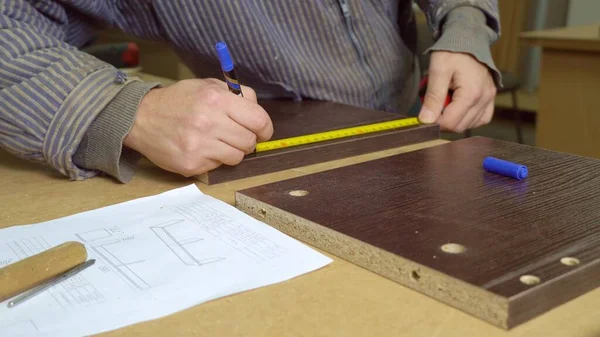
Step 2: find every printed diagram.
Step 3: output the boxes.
[75,226,123,243]
[172,203,288,263]
[76,229,111,242]
[6,237,51,259]
[88,220,225,292]
[150,219,225,266]
[91,240,151,291]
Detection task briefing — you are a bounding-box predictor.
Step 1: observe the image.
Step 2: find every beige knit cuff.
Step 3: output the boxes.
[73,80,161,183]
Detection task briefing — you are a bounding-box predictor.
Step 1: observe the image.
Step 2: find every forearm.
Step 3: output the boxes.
[415,1,502,85]
[427,6,502,86]
[0,1,140,180]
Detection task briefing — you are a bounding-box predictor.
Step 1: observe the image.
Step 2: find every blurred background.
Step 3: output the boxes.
[89,0,600,160]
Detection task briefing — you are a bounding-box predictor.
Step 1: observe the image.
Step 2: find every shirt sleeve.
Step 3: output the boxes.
[415,0,501,39]
[71,81,160,183]
[414,1,503,87]
[0,0,149,181]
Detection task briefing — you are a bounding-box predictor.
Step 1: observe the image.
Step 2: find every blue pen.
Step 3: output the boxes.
[215,41,243,97]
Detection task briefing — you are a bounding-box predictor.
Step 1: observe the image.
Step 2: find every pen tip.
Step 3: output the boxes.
[7,301,14,308]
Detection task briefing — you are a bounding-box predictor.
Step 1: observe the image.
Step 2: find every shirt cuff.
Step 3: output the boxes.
[73,80,161,183]
[425,6,503,88]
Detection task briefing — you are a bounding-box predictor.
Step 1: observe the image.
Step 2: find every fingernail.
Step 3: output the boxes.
[419,109,435,123]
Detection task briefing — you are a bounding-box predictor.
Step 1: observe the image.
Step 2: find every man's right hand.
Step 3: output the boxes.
[123,78,273,177]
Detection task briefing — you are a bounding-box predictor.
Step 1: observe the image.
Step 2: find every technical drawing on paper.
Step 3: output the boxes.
[4,238,106,309]
[90,239,151,291]
[150,219,225,266]
[0,320,39,335]
[76,229,111,242]
[171,203,288,263]
[75,226,123,242]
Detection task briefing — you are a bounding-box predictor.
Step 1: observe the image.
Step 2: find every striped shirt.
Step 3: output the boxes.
[0,0,500,182]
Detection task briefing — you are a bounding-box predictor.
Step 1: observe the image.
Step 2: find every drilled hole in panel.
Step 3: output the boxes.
[520,275,541,286]
[560,257,580,266]
[410,271,420,282]
[288,190,309,197]
[440,243,466,254]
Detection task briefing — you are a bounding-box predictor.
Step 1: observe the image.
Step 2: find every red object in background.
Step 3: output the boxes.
[82,42,140,68]
[418,76,452,109]
[122,42,139,67]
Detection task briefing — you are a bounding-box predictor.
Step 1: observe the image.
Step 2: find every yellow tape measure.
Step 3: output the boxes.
[255,117,421,152]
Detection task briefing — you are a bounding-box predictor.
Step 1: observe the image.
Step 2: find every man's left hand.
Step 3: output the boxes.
[418,51,497,133]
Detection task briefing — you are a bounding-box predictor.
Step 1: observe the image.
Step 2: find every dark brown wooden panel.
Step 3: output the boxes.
[234,137,600,329]
[196,100,439,184]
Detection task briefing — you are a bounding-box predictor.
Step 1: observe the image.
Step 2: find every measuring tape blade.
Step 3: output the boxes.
[255,117,421,152]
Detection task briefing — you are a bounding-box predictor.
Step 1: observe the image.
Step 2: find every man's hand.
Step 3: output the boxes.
[418,51,497,133]
[123,78,273,177]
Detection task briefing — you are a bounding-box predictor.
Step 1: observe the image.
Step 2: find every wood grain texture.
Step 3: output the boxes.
[197,100,439,184]
[235,136,600,329]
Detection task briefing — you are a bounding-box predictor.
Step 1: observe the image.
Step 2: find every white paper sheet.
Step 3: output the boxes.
[0,184,332,337]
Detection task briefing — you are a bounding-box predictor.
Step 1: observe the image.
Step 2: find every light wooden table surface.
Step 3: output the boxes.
[1,74,599,337]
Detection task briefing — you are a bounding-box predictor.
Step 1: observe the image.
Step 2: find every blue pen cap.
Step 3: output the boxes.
[482,156,528,180]
[215,41,234,72]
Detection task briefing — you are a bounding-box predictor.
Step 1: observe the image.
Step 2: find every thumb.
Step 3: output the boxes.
[419,70,452,124]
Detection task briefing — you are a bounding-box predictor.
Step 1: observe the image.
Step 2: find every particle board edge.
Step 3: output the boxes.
[507,256,600,328]
[197,173,210,184]
[234,192,511,329]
